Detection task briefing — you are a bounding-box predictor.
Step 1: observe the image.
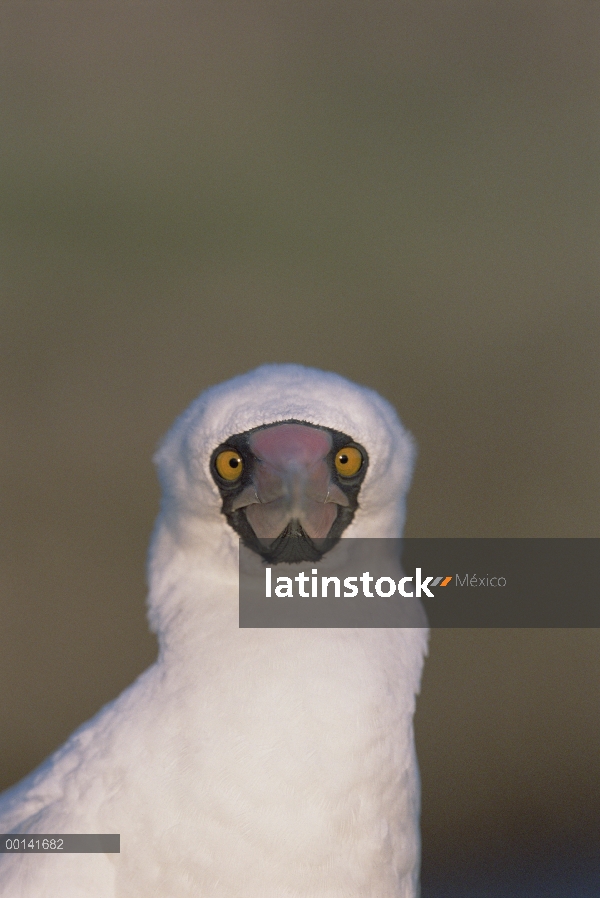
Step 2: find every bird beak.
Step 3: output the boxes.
[230,423,349,541]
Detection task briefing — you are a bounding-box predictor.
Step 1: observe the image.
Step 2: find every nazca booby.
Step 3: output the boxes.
[0,364,428,897]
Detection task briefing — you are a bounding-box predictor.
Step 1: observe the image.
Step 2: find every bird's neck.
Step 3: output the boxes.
[146,513,240,654]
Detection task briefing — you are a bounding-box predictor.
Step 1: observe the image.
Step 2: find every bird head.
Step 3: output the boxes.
[209,420,367,563]
[151,364,415,570]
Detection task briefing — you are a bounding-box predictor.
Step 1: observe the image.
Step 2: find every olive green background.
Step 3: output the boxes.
[1,2,599,888]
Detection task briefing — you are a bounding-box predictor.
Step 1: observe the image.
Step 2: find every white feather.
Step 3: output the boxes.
[0,364,428,897]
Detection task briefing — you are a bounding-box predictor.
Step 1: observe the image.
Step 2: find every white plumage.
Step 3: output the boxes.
[0,364,428,897]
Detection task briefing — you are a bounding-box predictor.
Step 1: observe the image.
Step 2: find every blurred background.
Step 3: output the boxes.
[1,2,599,894]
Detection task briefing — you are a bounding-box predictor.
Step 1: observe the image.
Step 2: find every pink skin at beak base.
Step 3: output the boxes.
[239,423,348,541]
[249,423,332,472]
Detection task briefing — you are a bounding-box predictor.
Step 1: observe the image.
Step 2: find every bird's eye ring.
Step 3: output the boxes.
[334,446,363,477]
[215,449,244,481]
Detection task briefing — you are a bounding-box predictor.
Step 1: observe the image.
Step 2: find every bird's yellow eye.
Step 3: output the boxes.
[215,449,244,481]
[335,446,363,477]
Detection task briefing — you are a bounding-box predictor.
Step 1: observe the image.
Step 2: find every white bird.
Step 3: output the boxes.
[0,364,428,897]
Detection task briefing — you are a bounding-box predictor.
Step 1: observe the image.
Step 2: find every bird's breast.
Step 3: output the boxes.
[132,627,422,895]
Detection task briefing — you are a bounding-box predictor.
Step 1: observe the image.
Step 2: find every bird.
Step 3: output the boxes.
[0,364,428,897]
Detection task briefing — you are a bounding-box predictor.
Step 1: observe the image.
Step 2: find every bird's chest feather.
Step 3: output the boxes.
[180,626,411,766]
[107,629,419,896]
